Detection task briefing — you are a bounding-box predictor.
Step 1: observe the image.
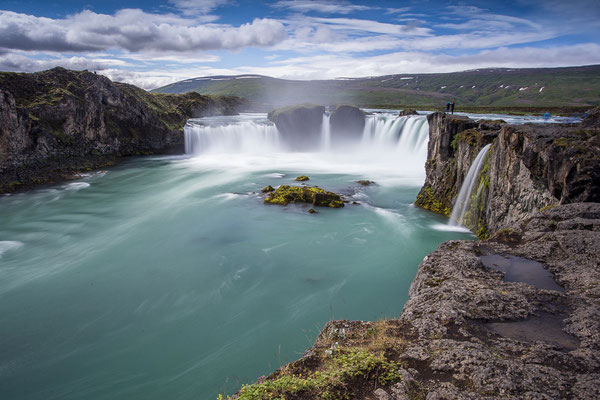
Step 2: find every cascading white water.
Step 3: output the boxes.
[448,144,492,226]
[321,114,331,150]
[184,112,430,181]
[185,115,280,154]
[361,115,429,154]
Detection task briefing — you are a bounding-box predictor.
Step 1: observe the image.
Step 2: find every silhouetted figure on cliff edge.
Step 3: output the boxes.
[450,101,455,114]
[446,101,451,113]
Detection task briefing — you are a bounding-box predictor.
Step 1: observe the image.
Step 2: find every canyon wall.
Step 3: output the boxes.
[0,67,245,193]
[415,111,600,236]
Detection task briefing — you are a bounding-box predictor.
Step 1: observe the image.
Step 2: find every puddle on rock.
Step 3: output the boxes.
[480,254,564,292]
[486,312,579,351]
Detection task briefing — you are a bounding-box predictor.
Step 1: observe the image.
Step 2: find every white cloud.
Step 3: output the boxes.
[273,0,372,14]
[0,10,287,54]
[169,0,230,15]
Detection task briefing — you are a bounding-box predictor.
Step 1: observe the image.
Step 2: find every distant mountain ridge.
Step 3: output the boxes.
[152,65,600,108]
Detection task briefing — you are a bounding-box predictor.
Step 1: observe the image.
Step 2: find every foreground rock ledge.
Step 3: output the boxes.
[224,203,600,400]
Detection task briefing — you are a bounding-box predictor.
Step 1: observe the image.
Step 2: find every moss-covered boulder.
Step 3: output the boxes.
[295,175,310,181]
[329,105,365,144]
[261,185,275,193]
[268,104,325,151]
[264,185,344,208]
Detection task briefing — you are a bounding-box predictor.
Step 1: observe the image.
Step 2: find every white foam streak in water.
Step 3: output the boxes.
[0,241,24,258]
[449,144,492,226]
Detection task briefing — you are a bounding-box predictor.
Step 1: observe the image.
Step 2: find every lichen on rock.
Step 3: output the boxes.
[264,185,344,208]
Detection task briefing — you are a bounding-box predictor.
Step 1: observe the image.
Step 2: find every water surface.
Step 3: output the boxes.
[0,113,474,399]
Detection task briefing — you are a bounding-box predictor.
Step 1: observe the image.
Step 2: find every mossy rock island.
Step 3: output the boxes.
[264,185,344,208]
[295,175,310,181]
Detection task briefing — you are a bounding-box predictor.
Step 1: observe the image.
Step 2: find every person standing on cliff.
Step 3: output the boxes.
[446,101,451,113]
[450,101,455,114]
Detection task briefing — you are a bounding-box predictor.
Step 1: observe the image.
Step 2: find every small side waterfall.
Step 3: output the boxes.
[320,114,331,149]
[449,144,492,226]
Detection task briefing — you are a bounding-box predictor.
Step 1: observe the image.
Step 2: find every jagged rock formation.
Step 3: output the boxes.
[415,112,599,236]
[267,104,325,150]
[329,104,365,143]
[0,67,245,193]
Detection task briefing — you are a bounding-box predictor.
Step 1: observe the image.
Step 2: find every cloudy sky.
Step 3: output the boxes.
[1,0,599,89]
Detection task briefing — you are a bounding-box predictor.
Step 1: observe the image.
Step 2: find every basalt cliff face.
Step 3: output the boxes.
[415,111,600,236]
[0,67,245,193]
[224,111,600,400]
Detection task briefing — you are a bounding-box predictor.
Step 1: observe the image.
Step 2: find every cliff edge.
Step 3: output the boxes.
[0,67,246,193]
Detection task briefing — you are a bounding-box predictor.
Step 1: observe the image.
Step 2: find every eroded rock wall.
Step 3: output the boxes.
[0,67,245,192]
[416,112,600,235]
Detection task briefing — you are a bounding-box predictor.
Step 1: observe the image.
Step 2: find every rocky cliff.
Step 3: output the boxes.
[0,67,246,193]
[222,111,599,400]
[415,111,600,236]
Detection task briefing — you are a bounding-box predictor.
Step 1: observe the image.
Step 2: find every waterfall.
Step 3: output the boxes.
[320,114,331,150]
[185,116,279,154]
[449,144,492,226]
[184,113,429,164]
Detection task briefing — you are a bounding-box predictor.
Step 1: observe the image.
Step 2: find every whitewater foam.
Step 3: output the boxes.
[0,241,24,258]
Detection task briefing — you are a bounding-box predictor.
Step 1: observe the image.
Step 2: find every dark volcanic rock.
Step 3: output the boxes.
[581,106,600,129]
[398,109,418,116]
[329,104,365,144]
[0,67,246,193]
[415,112,600,235]
[267,104,325,150]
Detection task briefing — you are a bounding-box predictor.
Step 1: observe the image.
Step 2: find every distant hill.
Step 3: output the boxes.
[152,65,600,109]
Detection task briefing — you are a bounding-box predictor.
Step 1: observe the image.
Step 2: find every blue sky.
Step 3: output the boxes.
[0,0,599,89]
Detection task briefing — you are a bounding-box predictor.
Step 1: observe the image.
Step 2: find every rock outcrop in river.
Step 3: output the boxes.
[267,104,325,151]
[0,67,245,193]
[329,104,365,144]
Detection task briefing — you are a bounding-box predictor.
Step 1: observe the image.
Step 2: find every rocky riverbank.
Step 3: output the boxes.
[222,110,599,400]
[0,67,246,193]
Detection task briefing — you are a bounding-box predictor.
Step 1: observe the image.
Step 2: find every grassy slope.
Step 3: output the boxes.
[152,65,600,110]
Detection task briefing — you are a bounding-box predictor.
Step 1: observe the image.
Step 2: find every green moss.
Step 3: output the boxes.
[264,185,344,208]
[261,185,275,193]
[538,204,559,212]
[220,348,403,400]
[295,175,310,181]
[415,186,451,217]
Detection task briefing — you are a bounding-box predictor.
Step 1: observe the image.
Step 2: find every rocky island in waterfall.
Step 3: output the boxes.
[1,2,599,400]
